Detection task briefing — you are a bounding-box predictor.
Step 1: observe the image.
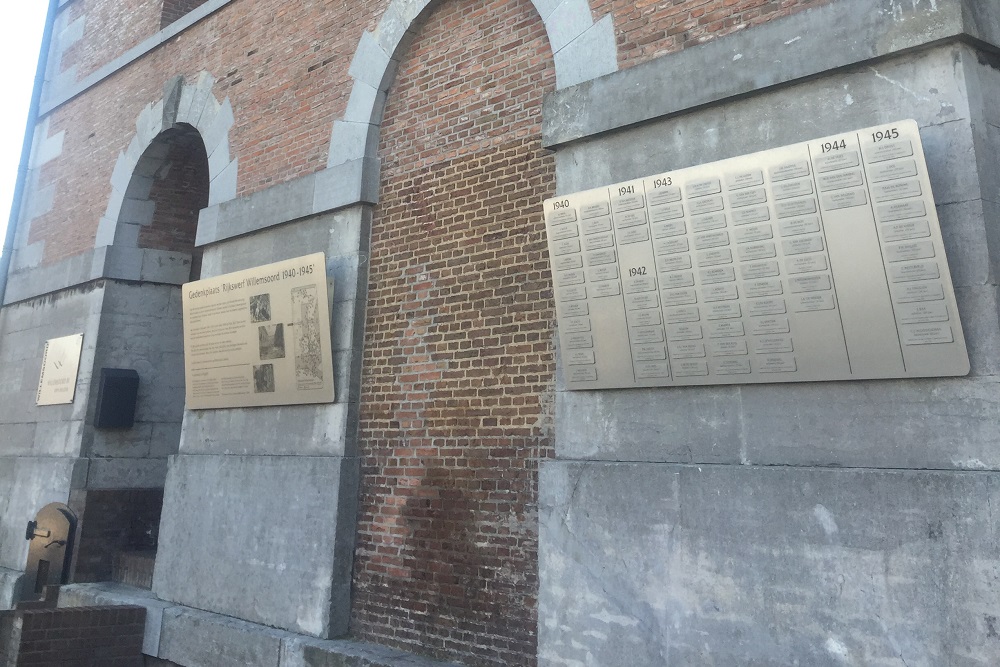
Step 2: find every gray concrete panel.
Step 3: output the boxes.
[555,387,743,464]
[84,458,168,489]
[539,461,1000,666]
[0,567,23,610]
[178,403,349,456]
[742,376,1000,470]
[159,605,290,667]
[153,455,359,637]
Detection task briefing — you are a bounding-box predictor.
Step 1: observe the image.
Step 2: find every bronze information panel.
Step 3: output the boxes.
[544,120,970,389]
[182,253,335,409]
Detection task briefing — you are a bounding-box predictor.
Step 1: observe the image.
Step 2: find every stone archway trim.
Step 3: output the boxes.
[95,72,237,249]
[327,0,617,169]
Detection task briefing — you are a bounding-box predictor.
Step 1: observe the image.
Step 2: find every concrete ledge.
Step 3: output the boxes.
[39,0,238,116]
[59,583,464,667]
[195,159,379,247]
[541,0,1000,146]
[3,247,192,306]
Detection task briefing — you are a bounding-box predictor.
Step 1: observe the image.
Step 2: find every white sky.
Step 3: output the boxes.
[0,5,53,254]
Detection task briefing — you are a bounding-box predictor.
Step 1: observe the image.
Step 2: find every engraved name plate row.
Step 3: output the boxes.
[544,120,970,389]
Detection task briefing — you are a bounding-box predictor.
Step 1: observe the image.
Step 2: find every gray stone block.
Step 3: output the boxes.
[327,121,380,167]
[209,157,239,206]
[200,172,318,246]
[553,45,976,194]
[555,386,743,463]
[195,204,219,246]
[113,222,142,248]
[552,15,617,90]
[347,31,393,92]
[0,567,23,610]
[118,197,156,227]
[179,403,349,457]
[955,285,1000,377]
[85,457,168,489]
[153,455,359,637]
[200,97,234,159]
[313,158,380,211]
[344,80,387,125]
[542,0,985,147]
[371,2,419,58]
[741,376,1000,470]
[139,249,192,284]
[199,208,366,281]
[539,461,1000,666]
[938,199,991,288]
[543,0,593,54]
[207,138,231,179]
[280,635,466,667]
[159,605,290,667]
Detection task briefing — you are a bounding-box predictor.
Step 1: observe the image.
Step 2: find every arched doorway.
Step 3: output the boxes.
[70,123,210,588]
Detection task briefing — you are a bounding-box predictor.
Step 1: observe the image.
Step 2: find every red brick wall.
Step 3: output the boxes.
[32,0,835,267]
[351,0,556,665]
[137,129,209,273]
[58,0,163,83]
[1,606,146,666]
[594,0,833,63]
[33,0,394,265]
[161,0,210,28]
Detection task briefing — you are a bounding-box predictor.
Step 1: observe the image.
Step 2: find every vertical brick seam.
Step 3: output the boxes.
[352,0,557,665]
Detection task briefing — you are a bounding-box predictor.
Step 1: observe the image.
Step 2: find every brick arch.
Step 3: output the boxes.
[326,0,616,170]
[95,72,237,249]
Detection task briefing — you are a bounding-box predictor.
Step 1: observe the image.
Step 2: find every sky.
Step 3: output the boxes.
[0,4,52,252]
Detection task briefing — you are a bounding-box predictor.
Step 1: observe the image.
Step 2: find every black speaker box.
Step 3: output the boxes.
[94,368,139,429]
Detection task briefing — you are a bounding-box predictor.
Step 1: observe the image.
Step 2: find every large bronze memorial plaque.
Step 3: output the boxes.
[182,253,335,409]
[544,120,970,389]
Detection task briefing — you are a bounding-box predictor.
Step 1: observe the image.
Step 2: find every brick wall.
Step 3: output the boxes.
[57,0,162,83]
[161,0,210,28]
[30,0,836,268]
[593,0,834,64]
[71,490,163,585]
[136,127,209,276]
[1,606,146,666]
[351,0,556,665]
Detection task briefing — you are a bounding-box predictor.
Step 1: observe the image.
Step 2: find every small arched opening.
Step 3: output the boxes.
[71,124,210,589]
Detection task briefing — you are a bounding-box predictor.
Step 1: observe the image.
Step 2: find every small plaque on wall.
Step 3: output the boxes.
[36,333,84,406]
[182,253,335,410]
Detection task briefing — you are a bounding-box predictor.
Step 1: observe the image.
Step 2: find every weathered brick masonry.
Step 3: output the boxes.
[353,1,555,664]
